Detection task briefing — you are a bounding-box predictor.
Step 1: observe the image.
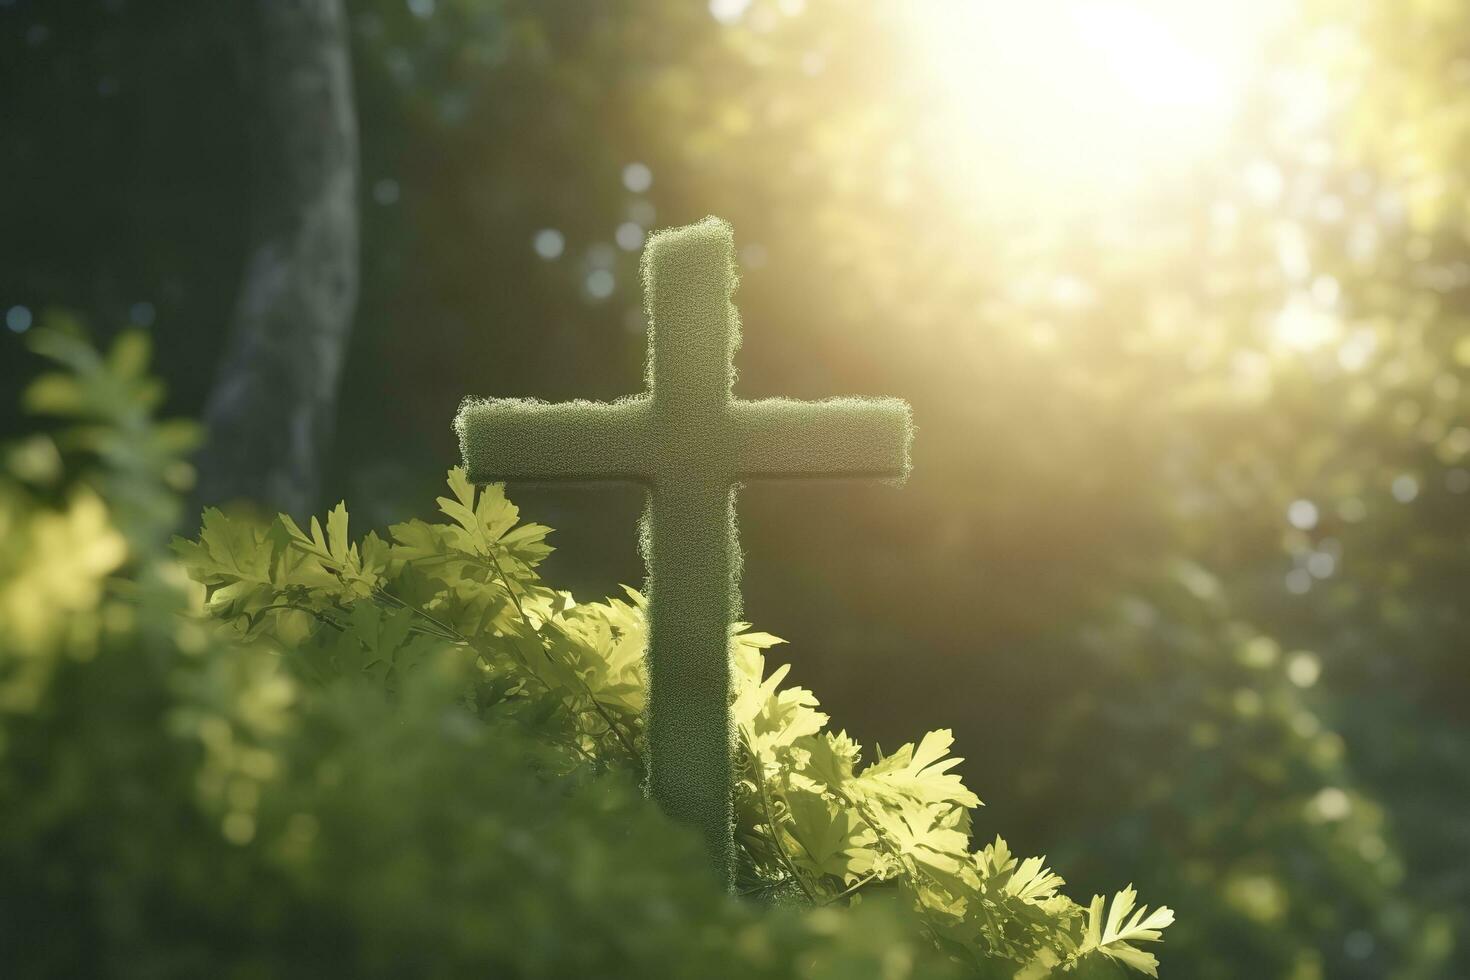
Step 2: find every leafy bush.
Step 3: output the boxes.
[0,324,1174,977]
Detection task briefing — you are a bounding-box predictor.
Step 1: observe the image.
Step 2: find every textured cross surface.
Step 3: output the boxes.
[455,216,912,885]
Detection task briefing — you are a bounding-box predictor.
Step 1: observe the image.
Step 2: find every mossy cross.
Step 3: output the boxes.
[455,217,912,887]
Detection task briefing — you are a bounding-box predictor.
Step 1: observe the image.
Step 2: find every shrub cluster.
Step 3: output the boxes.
[0,324,1173,977]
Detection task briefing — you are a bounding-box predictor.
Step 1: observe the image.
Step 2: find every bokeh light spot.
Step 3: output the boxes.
[621,162,653,194]
[1312,786,1351,821]
[6,305,33,333]
[615,222,645,252]
[708,0,750,25]
[373,178,400,205]
[1287,499,1318,530]
[532,229,565,260]
[1287,652,1321,688]
[585,270,615,300]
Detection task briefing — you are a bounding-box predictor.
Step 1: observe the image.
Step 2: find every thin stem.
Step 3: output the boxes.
[371,586,461,641]
[481,548,529,618]
[742,728,816,905]
[737,877,794,898]
[823,871,880,906]
[240,601,347,634]
[483,546,642,768]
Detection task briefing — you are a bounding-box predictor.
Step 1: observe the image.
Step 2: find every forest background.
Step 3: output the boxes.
[2,1,1467,976]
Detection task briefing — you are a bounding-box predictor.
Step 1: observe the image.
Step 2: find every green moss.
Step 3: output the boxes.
[455,217,913,886]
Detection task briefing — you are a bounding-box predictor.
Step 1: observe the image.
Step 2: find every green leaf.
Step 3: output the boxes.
[1076,885,1175,977]
[106,329,151,380]
[799,731,863,791]
[326,502,351,565]
[197,508,271,581]
[277,513,316,550]
[857,729,981,810]
[23,374,85,415]
[267,524,335,591]
[785,787,877,880]
[387,518,448,563]
[471,480,521,541]
[308,515,331,558]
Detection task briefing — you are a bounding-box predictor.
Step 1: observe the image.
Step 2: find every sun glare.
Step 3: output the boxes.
[903,0,1290,214]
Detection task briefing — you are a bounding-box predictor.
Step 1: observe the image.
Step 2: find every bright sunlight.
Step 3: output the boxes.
[902,0,1292,213]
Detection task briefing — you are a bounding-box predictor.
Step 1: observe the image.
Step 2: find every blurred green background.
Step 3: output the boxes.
[3,0,1468,975]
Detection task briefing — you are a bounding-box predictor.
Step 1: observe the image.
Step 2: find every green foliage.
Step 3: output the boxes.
[0,324,1174,976]
[1,323,963,979]
[16,313,201,551]
[8,3,1470,976]
[206,418,1159,973]
[1026,563,1458,979]
[176,466,1174,975]
[456,216,913,883]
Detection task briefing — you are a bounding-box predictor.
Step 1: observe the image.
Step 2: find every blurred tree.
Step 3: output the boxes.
[191,0,359,520]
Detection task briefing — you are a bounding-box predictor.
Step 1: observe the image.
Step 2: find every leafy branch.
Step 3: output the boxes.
[483,543,642,768]
[174,469,1175,977]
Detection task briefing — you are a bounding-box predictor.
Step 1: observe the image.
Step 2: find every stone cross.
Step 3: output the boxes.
[455,217,912,886]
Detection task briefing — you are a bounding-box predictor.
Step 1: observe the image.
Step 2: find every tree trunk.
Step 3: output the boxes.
[193,0,359,521]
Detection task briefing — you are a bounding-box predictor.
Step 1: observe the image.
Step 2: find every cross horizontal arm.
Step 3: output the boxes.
[454,396,654,484]
[729,397,913,481]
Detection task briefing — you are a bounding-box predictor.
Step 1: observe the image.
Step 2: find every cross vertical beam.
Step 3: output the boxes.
[639,221,745,878]
[455,217,912,888]
[643,480,739,876]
